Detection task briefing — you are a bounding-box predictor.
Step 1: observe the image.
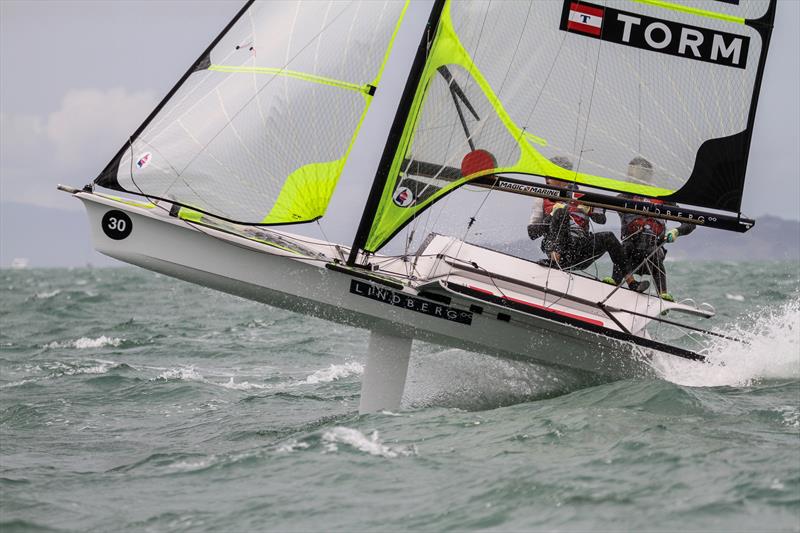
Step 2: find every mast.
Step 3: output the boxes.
[347,0,446,266]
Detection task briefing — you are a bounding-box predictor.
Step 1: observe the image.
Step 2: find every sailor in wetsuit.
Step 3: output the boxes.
[528,156,649,293]
[613,157,695,301]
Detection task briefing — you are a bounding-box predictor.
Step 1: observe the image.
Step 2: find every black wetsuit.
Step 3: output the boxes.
[535,207,628,272]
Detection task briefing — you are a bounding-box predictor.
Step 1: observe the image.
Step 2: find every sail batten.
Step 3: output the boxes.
[206,65,373,94]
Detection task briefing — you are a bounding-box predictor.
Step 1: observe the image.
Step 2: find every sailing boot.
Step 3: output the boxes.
[628,279,650,293]
[659,292,675,302]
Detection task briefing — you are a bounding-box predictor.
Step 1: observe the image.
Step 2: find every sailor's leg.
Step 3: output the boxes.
[594,232,625,271]
[563,233,593,269]
[613,238,634,283]
[358,330,413,414]
[649,248,668,293]
[543,209,571,255]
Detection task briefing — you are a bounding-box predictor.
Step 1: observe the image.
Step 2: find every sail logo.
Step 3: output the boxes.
[560,1,749,69]
[567,2,604,36]
[392,186,415,208]
[350,280,472,325]
[136,152,152,170]
[496,180,560,198]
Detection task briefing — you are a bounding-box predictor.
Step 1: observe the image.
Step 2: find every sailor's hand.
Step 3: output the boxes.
[577,204,592,214]
[665,228,679,243]
[551,202,567,213]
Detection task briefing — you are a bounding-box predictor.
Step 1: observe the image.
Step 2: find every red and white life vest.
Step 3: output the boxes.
[543,198,590,231]
[623,196,666,236]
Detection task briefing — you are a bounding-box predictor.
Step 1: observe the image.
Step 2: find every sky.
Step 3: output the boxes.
[1,0,798,267]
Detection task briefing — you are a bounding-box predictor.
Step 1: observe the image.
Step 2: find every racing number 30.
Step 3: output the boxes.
[101,210,133,240]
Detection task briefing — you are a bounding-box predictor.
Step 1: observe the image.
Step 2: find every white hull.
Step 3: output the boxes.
[70,191,710,408]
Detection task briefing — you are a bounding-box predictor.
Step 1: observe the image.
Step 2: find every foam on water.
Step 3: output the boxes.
[153,366,272,391]
[43,336,123,350]
[321,427,414,458]
[34,289,61,299]
[275,439,311,453]
[155,367,206,382]
[655,299,800,387]
[304,362,363,384]
[218,377,269,391]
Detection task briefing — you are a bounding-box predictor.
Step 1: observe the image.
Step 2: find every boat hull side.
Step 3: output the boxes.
[79,195,656,378]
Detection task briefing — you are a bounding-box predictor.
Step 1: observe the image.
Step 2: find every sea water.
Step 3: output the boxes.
[1,263,798,532]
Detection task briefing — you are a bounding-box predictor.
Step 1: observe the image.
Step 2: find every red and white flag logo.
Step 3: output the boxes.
[567,2,604,36]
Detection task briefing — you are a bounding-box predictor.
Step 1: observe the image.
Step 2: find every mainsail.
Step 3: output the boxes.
[94,0,407,225]
[356,0,776,254]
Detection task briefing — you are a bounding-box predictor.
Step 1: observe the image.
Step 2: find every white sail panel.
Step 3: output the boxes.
[364,0,773,252]
[455,0,763,191]
[97,0,406,224]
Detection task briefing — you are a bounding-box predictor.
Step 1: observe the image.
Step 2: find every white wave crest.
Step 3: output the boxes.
[655,299,800,387]
[34,289,61,299]
[276,439,311,453]
[218,377,269,391]
[169,457,214,471]
[153,368,271,392]
[304,362,363,384]
[0,379,36,389]
[61,360,118,375]
[778,406,799,429]
[44,336,123,350]
[322,427,414,458]
[725,293,745,302]
[155,367,205,382]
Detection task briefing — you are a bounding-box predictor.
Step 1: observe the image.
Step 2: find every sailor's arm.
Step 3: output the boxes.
[528,223,548,240]
[665,222,695,243]
[587,206,606,224]
[528,198,547,240]
[676,222,696,236]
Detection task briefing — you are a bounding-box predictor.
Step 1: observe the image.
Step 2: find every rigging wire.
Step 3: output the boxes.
[575,33,604,180]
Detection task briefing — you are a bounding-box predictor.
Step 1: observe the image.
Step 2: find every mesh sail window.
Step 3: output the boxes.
[364,0,775,252]
[95,0,407,225]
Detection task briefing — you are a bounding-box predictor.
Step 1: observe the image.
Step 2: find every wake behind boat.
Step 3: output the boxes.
[60,0,776,412]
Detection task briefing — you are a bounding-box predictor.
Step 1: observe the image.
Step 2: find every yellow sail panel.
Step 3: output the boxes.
[260,159,344,223]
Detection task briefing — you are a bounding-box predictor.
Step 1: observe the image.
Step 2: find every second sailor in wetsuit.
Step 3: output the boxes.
[613,157,695,301]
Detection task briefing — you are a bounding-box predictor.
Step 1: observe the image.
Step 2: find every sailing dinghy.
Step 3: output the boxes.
[61,0,776,412]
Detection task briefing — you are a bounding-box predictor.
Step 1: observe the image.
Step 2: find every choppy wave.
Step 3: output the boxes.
[154,366,269,390]
[150,362,363,391]
[322,427,415,458]
[43,336,123,350]
[2,266,798,532]
[34,289,61,299]
[304,362,363,384]
[655,299,800,387]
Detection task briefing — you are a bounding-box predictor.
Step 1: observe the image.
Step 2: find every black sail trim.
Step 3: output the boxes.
[94,0,256,190]
[662,0,777,212]
[347,0,447,266]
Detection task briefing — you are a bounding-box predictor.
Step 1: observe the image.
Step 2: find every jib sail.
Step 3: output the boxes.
[94,0,407,225]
